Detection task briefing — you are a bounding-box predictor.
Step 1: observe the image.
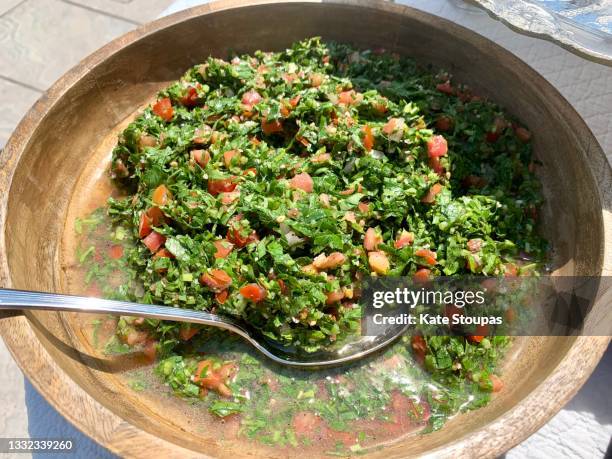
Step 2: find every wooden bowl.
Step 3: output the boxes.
[0,1,610,457]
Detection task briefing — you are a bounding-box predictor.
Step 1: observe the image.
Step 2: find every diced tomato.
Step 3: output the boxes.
[468,324,489,343]
[242,167,257,176]
[213,239,234,258]
[179,326,199,341]
[208,178,237,196]
[486,117,507,143]
[146,206,165,226]
[411,335,428,363]
[444,304,464,322]
[289,172,314,193]
[413,268,432,283]
[338,90,356,105]
[200,269,232,291]
[382,118,399,135]
[325,290,345,305]
[312,252,346,270]
[153,248,174,259]
[372,100,388,114]
[368,251,389,274]
[435,116,453,132]
[138,212,152,238]
[241,90,262,108]
[191,149,210,168]
[215,290,229,304]
[142,231,166,253]
[415,248,437,266]
[427,135,448,157]
[436,81,453,95]
[223,149,240,168]
[261,117,283,135]
[309,73,324,87]
[311,152,331,163]
[239,283,267,303]
[289,94,301,108]
[394,230,414,249]
[226,226,258,248]
[152,184,172,206]
[152,97,173,121]
[179,86,199,107]
[489,374,504,392]
[364,227,382,251]
[429,156,445,175]
[142,339,157,362]
[109,245,124,260]
[357,201,370,213]
[362,125,374,151]
[514,126,531,143]
[421,183,443,204]
[504,263,519,277]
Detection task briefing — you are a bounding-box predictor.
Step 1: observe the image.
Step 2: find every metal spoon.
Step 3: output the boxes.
[0,288,407,368]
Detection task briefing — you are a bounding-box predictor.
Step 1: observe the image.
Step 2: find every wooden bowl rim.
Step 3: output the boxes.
[0,1,610,457]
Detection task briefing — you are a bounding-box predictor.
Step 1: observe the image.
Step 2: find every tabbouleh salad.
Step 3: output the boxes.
[77,37,546,454]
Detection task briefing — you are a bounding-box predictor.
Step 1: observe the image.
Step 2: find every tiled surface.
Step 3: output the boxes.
[65,0,175,23]
[0,0,174,148]
[0,0,134,91]
[0,78,40,147]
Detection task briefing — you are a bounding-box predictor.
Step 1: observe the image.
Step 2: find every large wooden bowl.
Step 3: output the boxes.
[0,1,610,457]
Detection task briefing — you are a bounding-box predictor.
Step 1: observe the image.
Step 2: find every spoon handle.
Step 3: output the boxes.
[0,288,246,335]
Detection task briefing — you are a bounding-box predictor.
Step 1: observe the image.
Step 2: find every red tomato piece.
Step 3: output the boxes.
[411,335,428,363]
[179,326,199,341]
[239,283,267,303]
[427,135,448,158]
[421,183,443,204]
[289,172,314,193]
[415,248,437,266]
[514,126,531,143]
[223,149,240,168]
[436,81,453,95]
[382,118,399,135]
[362,125,374,151]
[429,156,445,175]
[436,116,453,132]
[152,97,173,121]
[109,245,124,260]
[138,212,152,238]
[215,289,229,304]
[241,90,262,108]
[152,184,172,206]
[142,340,157,362]
[213,239,234,259]
[490,374,504,392]
[208,178,237,196]
[364,227,382,251]
[153,248,174,259]
[200,269,232,292]
[261,117,283,135]
[179,86,199,107]
[394,231,414,249]
[338,90,356,105]
[191,149,210,168]
[142,231,166,253]
[468,324,489,343]
[413,268,432,283]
